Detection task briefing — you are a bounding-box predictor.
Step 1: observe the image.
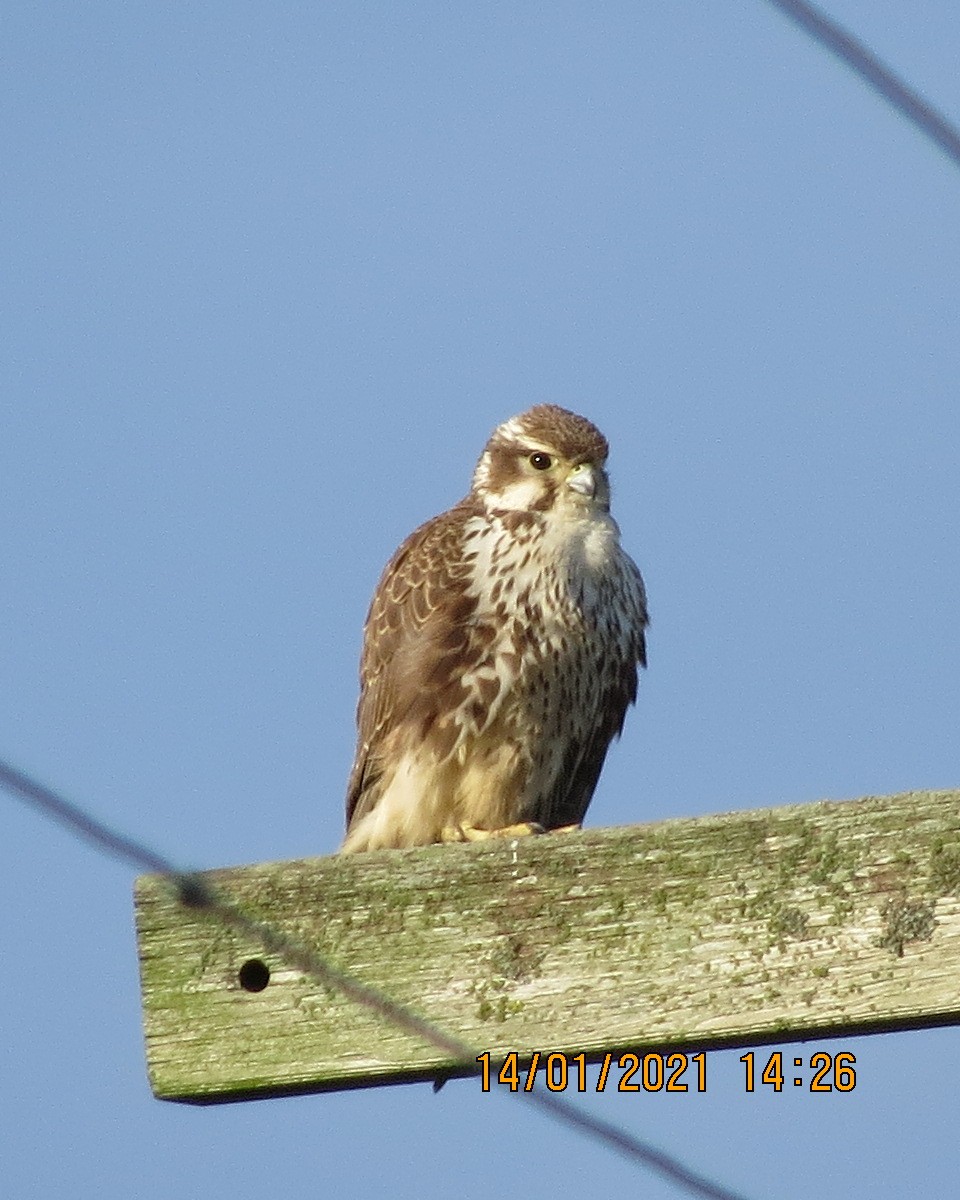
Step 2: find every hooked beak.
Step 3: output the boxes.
[567,462,598,498]
[565,462,611,512]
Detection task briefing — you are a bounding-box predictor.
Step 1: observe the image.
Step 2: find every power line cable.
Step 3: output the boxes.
[765,0,960,171]
[0,756,750,1200]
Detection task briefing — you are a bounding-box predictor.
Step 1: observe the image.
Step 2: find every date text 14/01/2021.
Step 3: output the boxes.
[476,1051,857,1093]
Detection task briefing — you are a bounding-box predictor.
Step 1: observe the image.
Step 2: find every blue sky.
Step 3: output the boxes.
[3,3,959,1197]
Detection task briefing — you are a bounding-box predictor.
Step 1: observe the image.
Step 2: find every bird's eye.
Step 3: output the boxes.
[529,452,552,471]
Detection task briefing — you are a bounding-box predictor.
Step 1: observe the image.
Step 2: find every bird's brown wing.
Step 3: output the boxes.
[547,661,640,828]
[345,499,479,831]
[547,560,648,828]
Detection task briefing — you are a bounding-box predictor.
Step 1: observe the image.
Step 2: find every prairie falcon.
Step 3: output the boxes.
[341,404,648,852]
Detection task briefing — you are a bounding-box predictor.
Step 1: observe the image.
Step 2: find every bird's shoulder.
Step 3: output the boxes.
[361,495,481,660]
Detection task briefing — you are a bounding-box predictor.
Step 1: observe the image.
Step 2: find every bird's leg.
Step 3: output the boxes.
[441,822,546,843]
[549,823,582,835]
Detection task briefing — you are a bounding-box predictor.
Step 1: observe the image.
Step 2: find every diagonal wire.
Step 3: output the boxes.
[764,0,960,171]
[0,756,749,1200]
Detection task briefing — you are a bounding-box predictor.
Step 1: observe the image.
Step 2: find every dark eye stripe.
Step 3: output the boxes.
[529,452,552,470]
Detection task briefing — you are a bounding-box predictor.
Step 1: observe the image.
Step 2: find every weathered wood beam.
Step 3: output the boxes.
[134,789,960,1103]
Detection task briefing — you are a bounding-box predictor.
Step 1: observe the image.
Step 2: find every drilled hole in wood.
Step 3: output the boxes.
[238,959,270,992]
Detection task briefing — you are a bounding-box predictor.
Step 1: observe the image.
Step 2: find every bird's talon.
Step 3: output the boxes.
[444,821,547,843]
[496,821,547,839]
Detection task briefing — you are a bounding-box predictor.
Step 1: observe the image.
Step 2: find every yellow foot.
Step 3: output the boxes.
[440,822,546,843]
[550,823,582,835]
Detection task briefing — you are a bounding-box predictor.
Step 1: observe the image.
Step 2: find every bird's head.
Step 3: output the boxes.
[472,404,612,517]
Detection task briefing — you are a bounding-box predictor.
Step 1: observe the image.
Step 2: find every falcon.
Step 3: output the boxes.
[341,404,648,853]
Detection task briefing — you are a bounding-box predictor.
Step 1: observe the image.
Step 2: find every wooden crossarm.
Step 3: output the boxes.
[134,789,960,1102]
